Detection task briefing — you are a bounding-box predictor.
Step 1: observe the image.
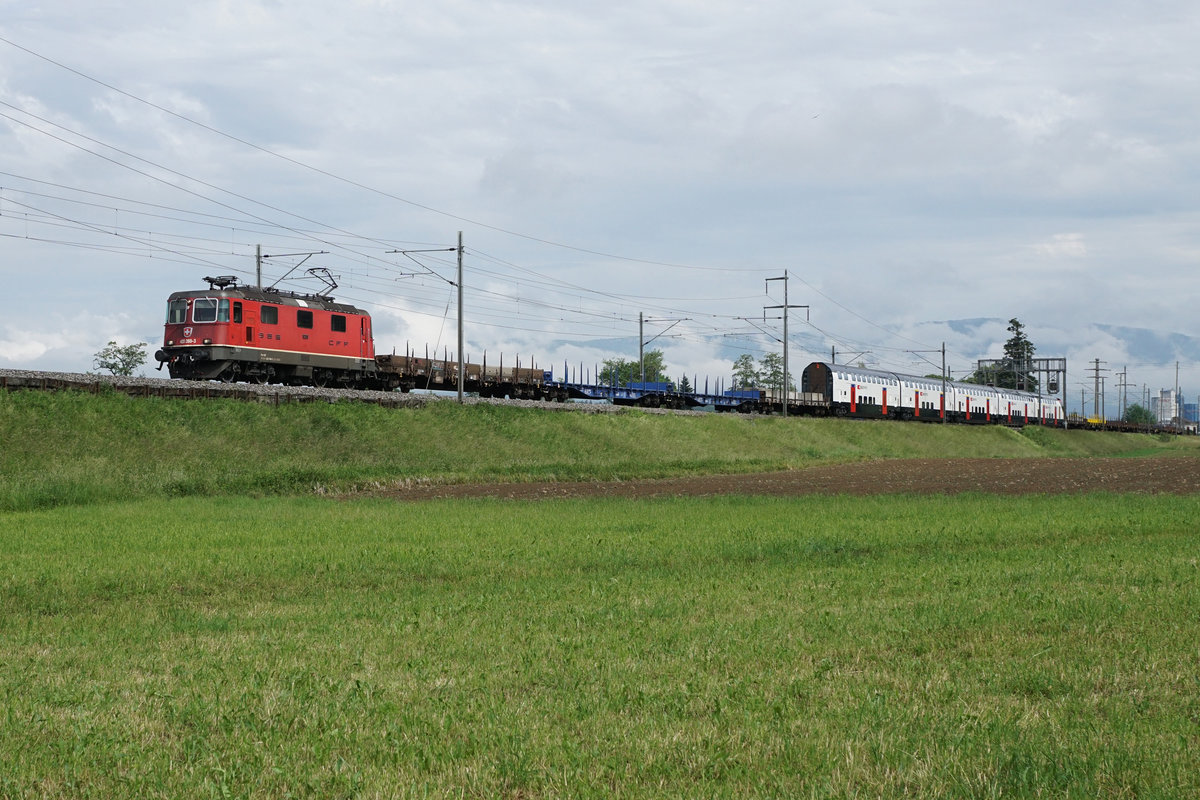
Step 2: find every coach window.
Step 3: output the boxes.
[168,299,187,324]
[297,309,314,329]
[192,298,218,323]
[331,314,346,333]
[261,305,279,325]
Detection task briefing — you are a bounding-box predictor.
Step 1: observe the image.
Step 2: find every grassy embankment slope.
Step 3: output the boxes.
[2,387,1196,511]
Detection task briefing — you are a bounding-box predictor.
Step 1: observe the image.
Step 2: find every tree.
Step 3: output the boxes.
[93,340,148,376]
[599,357,631,386]
[640,349,669,384]
[732,354,760,388]
[600,349,668,386]
[759,352,796,396]
[677,374,693,393]
[1004,318,1035,362]
[968,318,1038,391]
[1122,403,1156,426]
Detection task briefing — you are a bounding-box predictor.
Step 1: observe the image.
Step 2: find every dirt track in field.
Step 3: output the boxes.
[374,457,1200,501]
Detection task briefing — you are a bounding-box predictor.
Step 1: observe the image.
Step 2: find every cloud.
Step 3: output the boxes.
[2,0,1199,412]
[1031,232,1088,259]
[0,311,154,374]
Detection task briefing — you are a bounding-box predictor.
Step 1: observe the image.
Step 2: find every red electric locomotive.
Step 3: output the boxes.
[154,275,377,386]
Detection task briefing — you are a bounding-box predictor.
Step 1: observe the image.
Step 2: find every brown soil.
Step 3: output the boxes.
[372,457,1200,501]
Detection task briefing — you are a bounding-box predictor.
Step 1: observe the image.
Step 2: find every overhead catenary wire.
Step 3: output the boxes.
[0,34,785,276]
[1,173,969,365]
[0,33,1003,373]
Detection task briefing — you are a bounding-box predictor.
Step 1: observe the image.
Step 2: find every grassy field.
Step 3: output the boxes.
[3,389,1198,511]
[2,494,1198,798]
[2,389,1198,797]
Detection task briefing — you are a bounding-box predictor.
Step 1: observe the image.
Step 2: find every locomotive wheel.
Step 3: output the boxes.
[218,364,241,383]
[313,370,330,388]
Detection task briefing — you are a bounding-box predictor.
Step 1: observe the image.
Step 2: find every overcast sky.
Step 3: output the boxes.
[2,1,1198,413]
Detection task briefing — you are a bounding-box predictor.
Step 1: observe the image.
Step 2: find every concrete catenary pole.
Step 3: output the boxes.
[457,231,464,404]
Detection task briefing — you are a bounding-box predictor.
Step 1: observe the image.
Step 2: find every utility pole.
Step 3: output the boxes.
[639,313,687,384]
[1089,359,1108,420]
[1117,366,1125,420]
[1116,365,1134,421]
[256,243,263,289]
[1175,361,1181,428]
[907,343,947,424]
[385,239,461,398]
[457,231,464,404]
[941,343,946,424]
[764,272,808,417]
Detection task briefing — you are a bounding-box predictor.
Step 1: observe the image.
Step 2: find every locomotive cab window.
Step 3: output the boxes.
[192,298,215,322]
[297,309,314,329]
[331,314,346,333]
[192,298,229,323]
[167,299,187,324]
[261,305,279,325]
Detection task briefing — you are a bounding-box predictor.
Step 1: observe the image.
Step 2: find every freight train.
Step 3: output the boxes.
[154,275,1064,425]
[154,275,555,398]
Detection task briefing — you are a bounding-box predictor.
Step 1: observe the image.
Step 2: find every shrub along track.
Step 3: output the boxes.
[375,457,1200,501]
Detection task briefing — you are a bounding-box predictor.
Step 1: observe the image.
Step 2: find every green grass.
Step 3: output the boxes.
[3,388,1197,796]
[3,389,1197,511]
[2,494,1198,798]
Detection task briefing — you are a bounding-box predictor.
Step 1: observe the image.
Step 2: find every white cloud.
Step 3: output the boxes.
[1032,233,1088,259]
[0,311,155,374]
[1,0,1198,410]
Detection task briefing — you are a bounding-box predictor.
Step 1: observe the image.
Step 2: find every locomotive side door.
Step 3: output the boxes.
[233,302,253,344]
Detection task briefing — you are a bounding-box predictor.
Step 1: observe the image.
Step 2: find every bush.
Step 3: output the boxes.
[93,341,148,376]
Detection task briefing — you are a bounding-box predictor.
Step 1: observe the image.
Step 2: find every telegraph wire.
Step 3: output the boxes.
[0,34,776,275]
[0,102,400,267]
[0,36,1000,369]
[2,165,763,334]
[0,177,1008,369]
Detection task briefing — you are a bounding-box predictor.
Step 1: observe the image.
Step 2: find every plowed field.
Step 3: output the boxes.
[377,457,1200,501]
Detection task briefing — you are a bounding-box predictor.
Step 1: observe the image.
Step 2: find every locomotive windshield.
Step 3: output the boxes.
[191,298,231,323]
[167,299,188,324]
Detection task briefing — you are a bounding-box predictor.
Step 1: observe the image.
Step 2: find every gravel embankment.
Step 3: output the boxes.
[0,368,704,415]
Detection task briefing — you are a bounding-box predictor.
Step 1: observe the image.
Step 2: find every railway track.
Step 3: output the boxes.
[3,369,1187,433]
[0,369,693,415]
[1,369,418,406]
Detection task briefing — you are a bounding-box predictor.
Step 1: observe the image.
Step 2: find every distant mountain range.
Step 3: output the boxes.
[1091,324,1200,363]
[547,319,1198,399]
[938,318,1200,366]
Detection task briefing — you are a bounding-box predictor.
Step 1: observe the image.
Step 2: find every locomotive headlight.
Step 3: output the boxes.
[167,339,174,345]
[203,338,212,344]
